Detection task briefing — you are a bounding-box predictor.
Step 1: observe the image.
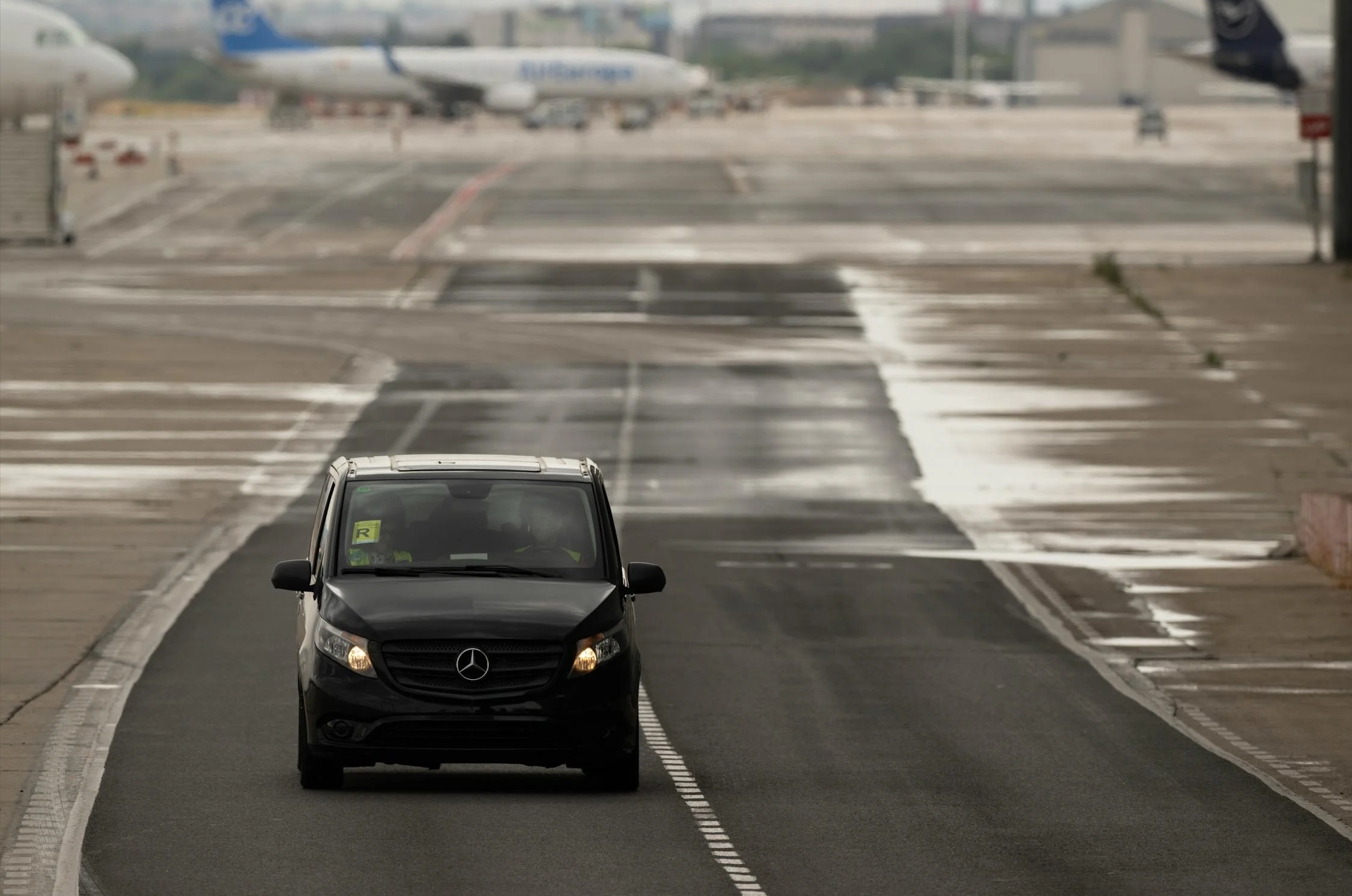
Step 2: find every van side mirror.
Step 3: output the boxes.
[272,559,313,592]
[627,562,666,595]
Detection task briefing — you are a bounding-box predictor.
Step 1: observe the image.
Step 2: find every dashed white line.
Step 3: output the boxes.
[638,687,765,894]
[1178,702,1352,815]
[611,362,765,894]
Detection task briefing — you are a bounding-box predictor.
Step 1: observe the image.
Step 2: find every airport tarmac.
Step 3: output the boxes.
[1,106,1349,894]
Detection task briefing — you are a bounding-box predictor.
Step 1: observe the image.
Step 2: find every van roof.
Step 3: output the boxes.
[337,454,595,481]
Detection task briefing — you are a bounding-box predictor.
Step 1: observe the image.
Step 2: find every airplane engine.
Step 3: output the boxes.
[482,82,537,114]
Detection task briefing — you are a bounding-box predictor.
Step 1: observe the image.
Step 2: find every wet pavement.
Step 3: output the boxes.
[81,292,1352,894]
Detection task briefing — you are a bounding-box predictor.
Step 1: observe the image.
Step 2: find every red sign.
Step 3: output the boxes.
[1301,114,1332,141]
[1298,88,1332,141]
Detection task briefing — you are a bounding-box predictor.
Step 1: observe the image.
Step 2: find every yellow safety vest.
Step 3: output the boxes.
[516,544,582,563]
[347,548,412,566]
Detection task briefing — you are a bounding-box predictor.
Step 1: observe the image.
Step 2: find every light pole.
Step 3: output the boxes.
[1335,0,1351,260]
[953,2,970,84]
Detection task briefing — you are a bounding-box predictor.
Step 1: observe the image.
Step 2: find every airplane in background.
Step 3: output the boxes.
[209,0,709,117]
[1176,0,1331,92]
[0,0,136,129]
[896,76,1080,107]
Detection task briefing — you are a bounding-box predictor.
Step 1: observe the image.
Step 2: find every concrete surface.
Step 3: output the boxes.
[844,262,1352,826]
[0,324,352,844]
[0,104,1349,893]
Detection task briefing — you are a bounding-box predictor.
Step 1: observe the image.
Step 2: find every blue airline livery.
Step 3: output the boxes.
[208,0,708,116]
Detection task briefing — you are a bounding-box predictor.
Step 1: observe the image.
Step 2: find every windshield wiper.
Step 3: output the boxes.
[340,565,561,579]
[460,564,560,578]
[340,566,423,577]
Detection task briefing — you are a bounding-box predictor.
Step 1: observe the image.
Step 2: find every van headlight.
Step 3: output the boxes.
[571,624,626,677]
[315,617,377,678]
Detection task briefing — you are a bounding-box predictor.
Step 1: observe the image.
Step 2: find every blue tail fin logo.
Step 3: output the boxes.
[211,0,315,55]
[1205,0,1300,89]
[1207,0,1282,49]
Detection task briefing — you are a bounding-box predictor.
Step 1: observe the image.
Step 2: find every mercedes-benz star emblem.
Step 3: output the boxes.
[455,647,490,681]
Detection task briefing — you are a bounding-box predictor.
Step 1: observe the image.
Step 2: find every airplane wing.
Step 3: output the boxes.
[378,45,469,104]
[897,77,1081,99]
[381,46,537,114]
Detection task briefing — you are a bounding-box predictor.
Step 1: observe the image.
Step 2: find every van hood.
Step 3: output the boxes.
[322,575,620,642]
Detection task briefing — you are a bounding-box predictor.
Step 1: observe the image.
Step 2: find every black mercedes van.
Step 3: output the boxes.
[271,454,666,791]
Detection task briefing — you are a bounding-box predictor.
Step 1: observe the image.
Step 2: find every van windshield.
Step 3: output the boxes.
[337,479,606,580]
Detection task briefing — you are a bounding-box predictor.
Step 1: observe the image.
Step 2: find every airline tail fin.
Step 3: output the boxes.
[1206,0,1284,55]
[1205,0,1302,89]
[211,0,316,55]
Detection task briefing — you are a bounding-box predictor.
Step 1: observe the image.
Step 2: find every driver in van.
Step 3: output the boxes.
[514,493,586,564]
[346,500,413,567]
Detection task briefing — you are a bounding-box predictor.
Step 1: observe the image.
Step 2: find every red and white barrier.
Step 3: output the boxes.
[1298,492,1352,586]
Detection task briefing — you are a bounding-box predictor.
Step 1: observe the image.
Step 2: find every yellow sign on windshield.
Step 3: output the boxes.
[351,520,382,545]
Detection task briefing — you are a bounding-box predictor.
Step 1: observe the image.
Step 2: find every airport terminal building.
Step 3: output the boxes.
[1016,0,1242,105]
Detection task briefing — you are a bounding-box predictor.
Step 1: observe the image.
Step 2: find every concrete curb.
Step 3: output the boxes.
[993,562,1352,842]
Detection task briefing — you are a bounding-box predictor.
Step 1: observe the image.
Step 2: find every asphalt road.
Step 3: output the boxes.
[82,263,1352,895]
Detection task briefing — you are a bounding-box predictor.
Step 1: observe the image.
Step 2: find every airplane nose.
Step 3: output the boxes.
[92,46,138,99]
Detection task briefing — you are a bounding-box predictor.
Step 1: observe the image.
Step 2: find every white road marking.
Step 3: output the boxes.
[79,177,184,231]
[0,546,184,553]
[0,430,349,442]
[1140,660,1352,673]
[0,375,365,518]
[86,185,238,259]
[842,266,1352,840]
[1177,703,1352,816]
[722,160,752,195]
[630,266,661,315]
[0,381,376,404]
[1159,684,1352,696]
[255,161,419,248]
[394,265,454,310]
[0,409,318,421]
[611,361,640,519]
[639,687,764,894]
[0,356,395,896]
[387,399,441,456]
[429,222,1316,266]
[609,361,766,894]
[1089,636,1191,649]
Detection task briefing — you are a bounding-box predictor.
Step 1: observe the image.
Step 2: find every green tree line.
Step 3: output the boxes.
[697,24,1013,87]
[113,40,242,103]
